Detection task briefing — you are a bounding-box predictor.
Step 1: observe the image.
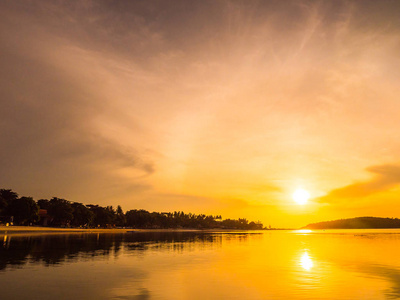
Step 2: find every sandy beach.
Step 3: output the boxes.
[0,225,131,234]
[0,225,227,235]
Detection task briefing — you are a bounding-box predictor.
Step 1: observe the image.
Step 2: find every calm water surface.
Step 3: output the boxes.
[1,229,400,299]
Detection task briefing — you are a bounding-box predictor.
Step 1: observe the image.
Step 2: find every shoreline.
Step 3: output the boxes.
[0,226,130,234]
[0,225,266,235]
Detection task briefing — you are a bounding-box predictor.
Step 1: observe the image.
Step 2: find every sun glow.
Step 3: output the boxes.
[292,188,310,205]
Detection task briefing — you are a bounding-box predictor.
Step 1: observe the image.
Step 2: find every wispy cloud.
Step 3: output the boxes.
[319,164,400,203]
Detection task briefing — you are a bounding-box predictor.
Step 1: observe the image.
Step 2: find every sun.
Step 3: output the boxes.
[292,188,310,205]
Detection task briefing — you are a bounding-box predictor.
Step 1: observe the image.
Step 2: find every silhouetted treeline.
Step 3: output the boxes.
[303,217,400,229]
[0,188,264,229]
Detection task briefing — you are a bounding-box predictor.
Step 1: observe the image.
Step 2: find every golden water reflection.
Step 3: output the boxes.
[300,251,314,271]
[1,230,400,299]
[295,229,312,234]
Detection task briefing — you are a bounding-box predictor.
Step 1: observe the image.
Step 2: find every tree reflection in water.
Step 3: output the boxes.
[0,232,260,271]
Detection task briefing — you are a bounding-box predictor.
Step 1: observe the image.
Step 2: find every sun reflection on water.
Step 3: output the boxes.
[300,251,313,271]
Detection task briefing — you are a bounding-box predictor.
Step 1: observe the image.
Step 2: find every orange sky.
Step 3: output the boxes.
[1,1,400,227]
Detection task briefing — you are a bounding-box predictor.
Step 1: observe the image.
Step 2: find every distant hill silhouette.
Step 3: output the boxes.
[303,217,400,229]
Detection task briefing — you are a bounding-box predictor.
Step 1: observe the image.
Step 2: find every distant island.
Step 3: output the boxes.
[303,217,400,229]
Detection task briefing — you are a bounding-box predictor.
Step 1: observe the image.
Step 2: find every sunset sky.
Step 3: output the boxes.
[1,0,400,228]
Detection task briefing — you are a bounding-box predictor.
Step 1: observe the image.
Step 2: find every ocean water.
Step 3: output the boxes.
[1,229,400,299]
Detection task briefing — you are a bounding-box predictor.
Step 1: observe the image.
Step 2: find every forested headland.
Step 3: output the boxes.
[0,188,264,230]
[303,217,400,229]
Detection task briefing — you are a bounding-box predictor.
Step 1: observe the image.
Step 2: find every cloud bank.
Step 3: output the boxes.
[319,164,400,203]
